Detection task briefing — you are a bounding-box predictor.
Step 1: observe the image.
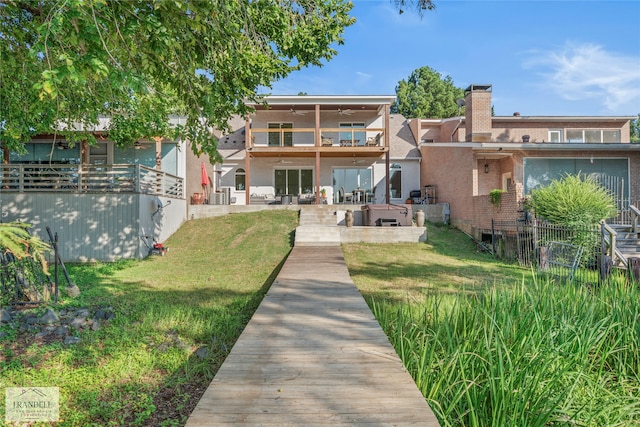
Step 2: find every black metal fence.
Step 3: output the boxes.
[490,219,603,285]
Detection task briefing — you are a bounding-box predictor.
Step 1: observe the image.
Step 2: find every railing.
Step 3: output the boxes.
[249,127,386,148]
[0,164,183,198]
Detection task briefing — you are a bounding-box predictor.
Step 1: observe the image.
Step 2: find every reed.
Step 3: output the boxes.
[372,276,640,426]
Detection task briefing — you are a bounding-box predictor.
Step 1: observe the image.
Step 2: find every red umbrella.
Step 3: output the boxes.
[201,162,210,202]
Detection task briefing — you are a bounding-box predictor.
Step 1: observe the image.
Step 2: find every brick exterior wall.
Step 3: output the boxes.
[465,86,492,142]
[471,182,524,238]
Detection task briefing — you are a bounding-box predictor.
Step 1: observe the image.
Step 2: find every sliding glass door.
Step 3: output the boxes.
[274,169,313,196]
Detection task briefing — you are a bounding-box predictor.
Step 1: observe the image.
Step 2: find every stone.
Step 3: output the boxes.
[25,316,39,325]
[65,285,81,298]
[75,308,90,318]
[91,321,101,331]
[40,308,60,324]
[63,336,81,345]
[69,317,86,329]
[35,330,51,339]
[54,326,69,337]
[195,346,209,360]
[94,309,106,320]
[0,308,12,324]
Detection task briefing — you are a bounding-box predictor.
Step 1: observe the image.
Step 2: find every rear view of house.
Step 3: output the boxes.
[414,84,638,238]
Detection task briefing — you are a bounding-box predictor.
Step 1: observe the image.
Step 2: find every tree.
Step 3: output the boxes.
[631,114,640,143]
[529,174,617,227]
[391,66,464,119]
[0,1,355,161]
[393,0,436,15]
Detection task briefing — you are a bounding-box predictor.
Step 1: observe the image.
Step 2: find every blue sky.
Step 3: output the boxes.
[268,0,640,117]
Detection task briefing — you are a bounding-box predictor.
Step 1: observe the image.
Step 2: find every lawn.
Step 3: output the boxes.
[1,212,638,426]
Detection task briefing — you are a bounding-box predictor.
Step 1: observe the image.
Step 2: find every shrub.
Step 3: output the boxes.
[529,173,617,226]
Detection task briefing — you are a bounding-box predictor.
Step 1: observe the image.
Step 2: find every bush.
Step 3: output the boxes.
[529,174,617,226]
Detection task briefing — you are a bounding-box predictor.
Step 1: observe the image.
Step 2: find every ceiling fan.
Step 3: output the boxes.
[133,141,151,150]
[274,156,293,164]
[289,107,307,116]
[338,107,353,116]
[352,155,365,164]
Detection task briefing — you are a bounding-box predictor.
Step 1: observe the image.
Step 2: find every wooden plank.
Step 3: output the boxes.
[186,246,440,426]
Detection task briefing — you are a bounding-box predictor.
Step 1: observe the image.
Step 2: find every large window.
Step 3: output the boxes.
[561,129,621,143]
[339,123,366,146]
[333,167,372,202]
[524,158,629,196]
[274,168,312,195]
[389,163,402,199]
[10,142,80,164]
[268,123,293,147]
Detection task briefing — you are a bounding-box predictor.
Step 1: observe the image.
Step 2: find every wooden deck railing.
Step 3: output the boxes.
[0,164,183,198]
[248,127,386,148]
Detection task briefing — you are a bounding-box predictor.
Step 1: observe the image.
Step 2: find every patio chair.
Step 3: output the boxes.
[321,136,333,146]
[341,186,353,204]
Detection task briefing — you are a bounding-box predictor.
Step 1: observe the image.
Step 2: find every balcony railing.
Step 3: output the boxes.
[0,164,183,198]
[249,128,386,148]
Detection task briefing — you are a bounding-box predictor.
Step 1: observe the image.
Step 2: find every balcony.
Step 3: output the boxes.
[247,127,387,154]
[0,164,183,198]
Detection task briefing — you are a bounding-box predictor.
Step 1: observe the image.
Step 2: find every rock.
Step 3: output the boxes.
[64,336,81,345]
[25,316,39,325]
[65,284,81,297]
[94,309,106,320]
[35,330,51,339]
[105,312,116,321]
[91,320,101,331]
[0,308,12,324]
[195,346,209,360]
[40,308,60,324]
[69,317,86,329]
[75,308,90,318]
[54,326,69,337]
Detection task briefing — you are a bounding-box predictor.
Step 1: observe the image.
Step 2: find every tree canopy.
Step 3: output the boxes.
[631,114,639,143]
[391,66,464,119]
[0,0,354,161]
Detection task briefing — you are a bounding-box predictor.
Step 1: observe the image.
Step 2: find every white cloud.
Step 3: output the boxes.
[524,43,640,113]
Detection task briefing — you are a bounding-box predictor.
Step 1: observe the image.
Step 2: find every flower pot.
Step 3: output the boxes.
[415,210,425,227]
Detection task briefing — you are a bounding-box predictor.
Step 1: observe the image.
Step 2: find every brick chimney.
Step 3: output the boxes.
[464,84,492,142]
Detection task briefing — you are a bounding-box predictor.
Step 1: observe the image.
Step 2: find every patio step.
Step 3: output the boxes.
[299,206,338,226]
[294,225,341,246]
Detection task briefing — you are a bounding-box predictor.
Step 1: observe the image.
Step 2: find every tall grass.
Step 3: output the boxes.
[372,276,640,426]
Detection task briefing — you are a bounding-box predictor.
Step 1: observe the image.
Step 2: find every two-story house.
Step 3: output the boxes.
[186,95,421,208]
[413,84,638,238]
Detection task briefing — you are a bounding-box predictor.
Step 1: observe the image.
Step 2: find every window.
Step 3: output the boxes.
[563,129,621,144]
[268,123,293,147]
[235,168,246,190]
[339,123,366,146]
[523,158,629,195]
[548,130,562,142]
[274,168,312,195]
[389,163,402,199]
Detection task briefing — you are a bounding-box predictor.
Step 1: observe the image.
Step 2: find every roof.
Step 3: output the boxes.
[389,114,420,159]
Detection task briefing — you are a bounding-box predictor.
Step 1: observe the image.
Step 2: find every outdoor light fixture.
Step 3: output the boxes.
[56,141,69,150]
[484,161,489,173]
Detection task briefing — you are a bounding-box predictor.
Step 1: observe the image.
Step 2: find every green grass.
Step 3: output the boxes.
[343,224,640,426]
[0,210,298,426]
[3,215,639,426]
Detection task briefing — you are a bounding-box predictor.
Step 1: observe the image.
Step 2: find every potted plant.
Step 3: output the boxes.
[320,188,327,199]
[489,189,505,207]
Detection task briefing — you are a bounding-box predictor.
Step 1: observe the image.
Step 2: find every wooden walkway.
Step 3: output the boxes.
[185,246,439,426]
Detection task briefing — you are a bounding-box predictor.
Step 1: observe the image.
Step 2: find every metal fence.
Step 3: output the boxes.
[490,219,603,285]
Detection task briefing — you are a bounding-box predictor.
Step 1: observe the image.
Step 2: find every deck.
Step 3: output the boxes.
[185,246,439,426]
